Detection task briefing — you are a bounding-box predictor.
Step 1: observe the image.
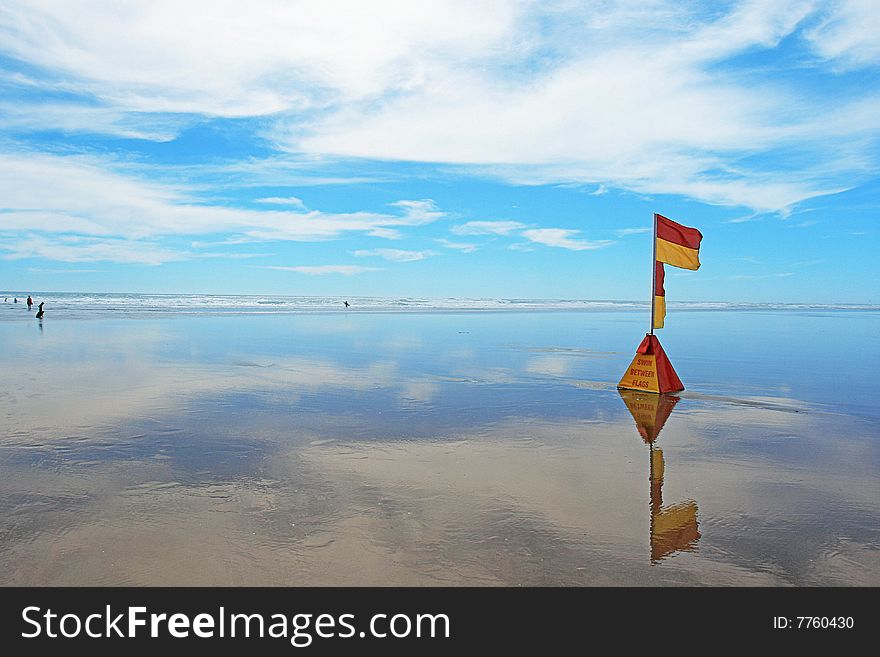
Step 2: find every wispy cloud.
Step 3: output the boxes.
[521,229,613,251]
[451,221,526,236]
[286,3,877,212]
[0,152,445,254]
[0,235,186,265]
[258,265,380,276]
[27,267,103,274]
[352,248,434,262]
[730,272,796,280]
[804,0,880,69]
[614,227,651,237]
[726,212,763,223]
[1,1,878,215]
[255,196,306,208]
[367,228,403,240]
[790,259,824,268]
[387,200,445,225]
[0,99,187,141]
[435,237,478,253]
[0,0,516,116]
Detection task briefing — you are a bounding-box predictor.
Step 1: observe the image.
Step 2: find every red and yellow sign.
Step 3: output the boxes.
[617,334,683,393]
[619,353,660,393]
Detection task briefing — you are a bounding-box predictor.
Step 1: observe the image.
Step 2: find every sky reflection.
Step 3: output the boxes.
[0,311,877,585]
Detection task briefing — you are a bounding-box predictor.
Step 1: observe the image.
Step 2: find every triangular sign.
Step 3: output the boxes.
[617,334,684,393]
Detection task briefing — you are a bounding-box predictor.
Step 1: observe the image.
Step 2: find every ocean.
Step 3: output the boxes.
[2,291,877,318]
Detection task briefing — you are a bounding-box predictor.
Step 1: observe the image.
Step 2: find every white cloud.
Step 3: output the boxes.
[0,99,187,141]
[729,271,797,280]
[0,235,186,265]
[521,228,613,251]
[258,265,379,275]
[451,221,526,236]
[804,0,880,68]
[615,227,652,237]
[28,267,103,274]
[353,248,434,262]
[255,196,306,208]
[367,228,403,240]
[387,200,445,225]
[1,2,878,212]
[0,0,517,115]
[285,3,877,212]
[435,238,478,253]
[0,151,445,252]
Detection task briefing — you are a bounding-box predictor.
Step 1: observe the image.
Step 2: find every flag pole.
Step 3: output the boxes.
[650,212,657,335]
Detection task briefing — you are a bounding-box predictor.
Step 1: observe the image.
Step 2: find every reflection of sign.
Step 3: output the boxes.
[619,390,679,444]
[618,389,700,563]
[618,353,659,392]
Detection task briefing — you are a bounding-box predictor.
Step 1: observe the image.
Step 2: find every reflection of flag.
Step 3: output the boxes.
[649,447,700,562]
[654,260,666,330]
[656,214,702,271]
[651,500,700,562]
[619,389,679,444]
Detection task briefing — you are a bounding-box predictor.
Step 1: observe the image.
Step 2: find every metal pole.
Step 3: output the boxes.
[650,213,657,335]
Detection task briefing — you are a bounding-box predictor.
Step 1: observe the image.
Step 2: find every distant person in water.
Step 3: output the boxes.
[35,302,44,319]
[14,297,17,303]
[27,295,32,309]
[344,300,350,308]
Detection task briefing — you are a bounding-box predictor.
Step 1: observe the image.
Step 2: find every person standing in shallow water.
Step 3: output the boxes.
[344,300,350,308]
[35,302,44,319]
[27,295,32,309]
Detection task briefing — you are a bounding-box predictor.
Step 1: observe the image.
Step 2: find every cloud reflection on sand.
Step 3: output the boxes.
[0,312,877,585]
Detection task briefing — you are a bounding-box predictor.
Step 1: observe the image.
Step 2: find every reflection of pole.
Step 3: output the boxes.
[648,443,654,559]
[649,444,662,512]
[649,443,664,563]
[650,213,657,335]
[648,443,656,560]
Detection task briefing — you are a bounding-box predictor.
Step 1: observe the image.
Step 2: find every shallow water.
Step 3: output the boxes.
[0,310,877,585]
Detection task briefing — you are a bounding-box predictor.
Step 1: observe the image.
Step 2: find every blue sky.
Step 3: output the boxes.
[0,0,878,302]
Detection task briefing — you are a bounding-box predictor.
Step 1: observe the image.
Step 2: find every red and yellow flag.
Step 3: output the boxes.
[653,260,666,330]
[653,214,702,330]
[656,214,702,271]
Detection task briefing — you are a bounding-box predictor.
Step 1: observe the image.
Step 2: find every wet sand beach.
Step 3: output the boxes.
[0,306,877,585]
